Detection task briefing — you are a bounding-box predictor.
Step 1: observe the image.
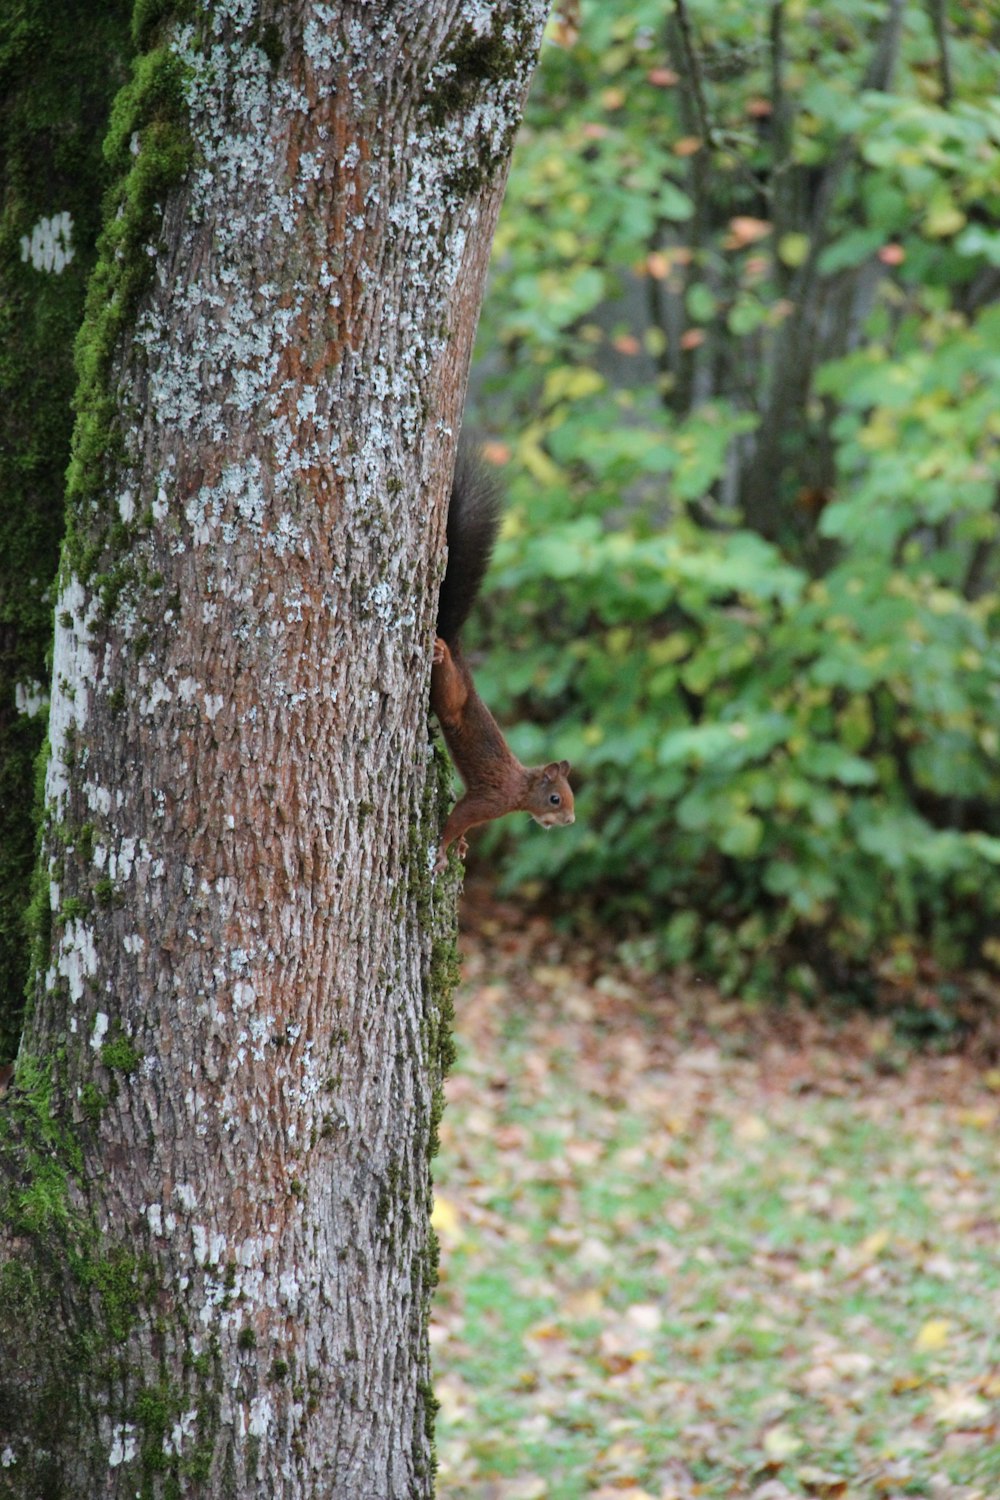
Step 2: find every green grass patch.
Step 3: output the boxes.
[433,976,1000,1498]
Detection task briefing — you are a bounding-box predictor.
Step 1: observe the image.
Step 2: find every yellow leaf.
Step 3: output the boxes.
[958,1107,996,1129]
[563,1287,604,1320]
[735,1113,769,1143]
[431,1196,460,1236]
[778,231,810,267]
[892,1373,925,1394]
[858,1228,891,1260]
[915,1318,951,1352]
[763,1424,802,1461]
[923,201,966,239]
[542,365,605,405]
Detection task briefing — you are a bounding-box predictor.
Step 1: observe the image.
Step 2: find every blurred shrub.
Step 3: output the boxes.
[474,448,1000,992]
[466,0,1000,990]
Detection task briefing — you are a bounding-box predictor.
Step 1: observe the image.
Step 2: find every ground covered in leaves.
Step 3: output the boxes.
[432,883,1000,1500]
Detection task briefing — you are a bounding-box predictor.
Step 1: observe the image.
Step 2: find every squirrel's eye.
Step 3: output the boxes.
[549,793,561,806]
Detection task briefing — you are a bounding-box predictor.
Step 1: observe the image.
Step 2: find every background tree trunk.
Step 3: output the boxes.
[0,0,132,1058]
[0,3,548,1495]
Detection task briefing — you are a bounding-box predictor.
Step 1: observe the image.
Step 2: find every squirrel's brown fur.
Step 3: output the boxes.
[431,453,574,875]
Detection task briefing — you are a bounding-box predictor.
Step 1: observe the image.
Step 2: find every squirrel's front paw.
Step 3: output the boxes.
[433,836,468,876]
[432,637,446,665]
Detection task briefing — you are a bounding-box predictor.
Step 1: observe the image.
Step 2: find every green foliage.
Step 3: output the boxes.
[470,0,1000,988]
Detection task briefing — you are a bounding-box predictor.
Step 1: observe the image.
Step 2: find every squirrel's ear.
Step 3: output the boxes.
[558,759,571,777]
[540,762,561,782]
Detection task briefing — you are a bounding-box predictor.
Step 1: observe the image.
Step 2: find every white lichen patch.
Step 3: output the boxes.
[108,1424,137,1469]
[163,1410,199,1458]
[246,1394,274,1440]
[85,783,113,818]
[54,920,98,1007]
[46,578,99,817]
[139,678,173,716]
[112,836,139,882]
[20,211,75,273]
[90,1011,109,1051]
[175,1182,198,1212]
[14,680,47,717]
[183,457,268,545]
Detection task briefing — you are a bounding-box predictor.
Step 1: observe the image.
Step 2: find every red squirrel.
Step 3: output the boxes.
[431,449,575,875]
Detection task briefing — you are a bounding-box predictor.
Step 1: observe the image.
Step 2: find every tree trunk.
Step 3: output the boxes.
[0,3,547,1496]
[0,0,132,1057]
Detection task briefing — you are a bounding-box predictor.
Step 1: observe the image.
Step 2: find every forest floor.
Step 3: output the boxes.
[432,880,1000,1500]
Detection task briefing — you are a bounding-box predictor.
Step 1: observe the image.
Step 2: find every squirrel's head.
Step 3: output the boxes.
[526,760,575,830]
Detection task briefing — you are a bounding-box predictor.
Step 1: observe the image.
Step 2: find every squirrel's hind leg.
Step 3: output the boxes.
[430,637,470,727]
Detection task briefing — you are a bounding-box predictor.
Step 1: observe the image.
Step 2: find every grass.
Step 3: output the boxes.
[431,895,1000,1499]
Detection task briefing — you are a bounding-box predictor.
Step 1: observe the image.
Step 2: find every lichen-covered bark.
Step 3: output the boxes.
[0,0,132,1060]
[0,2,548,1496]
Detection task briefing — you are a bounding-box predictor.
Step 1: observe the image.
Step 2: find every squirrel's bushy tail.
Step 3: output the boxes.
[436,445,503,644]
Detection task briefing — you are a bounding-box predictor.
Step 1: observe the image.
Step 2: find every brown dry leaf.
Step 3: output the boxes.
[725,215,772,249]
[498,1478,547,1500]
[795,1466,847,1498]
[481,440,511,466]
[590,1489,656,1500]
[930,1384,991,1428]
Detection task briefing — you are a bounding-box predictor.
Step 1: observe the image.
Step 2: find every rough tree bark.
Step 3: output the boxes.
[0,2,548,1496]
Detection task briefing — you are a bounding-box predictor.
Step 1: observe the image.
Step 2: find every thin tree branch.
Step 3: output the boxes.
[925,0,953,107]
[672,0,716,150]
[740,0,907,541]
